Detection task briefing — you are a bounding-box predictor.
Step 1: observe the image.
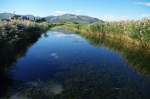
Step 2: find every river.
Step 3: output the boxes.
[0,31,150,99]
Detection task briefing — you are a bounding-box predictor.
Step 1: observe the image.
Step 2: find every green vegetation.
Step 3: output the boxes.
[0,20,49,67]
[64,18,150,48]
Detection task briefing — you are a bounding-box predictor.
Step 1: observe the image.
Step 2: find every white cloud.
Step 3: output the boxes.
[134,2,150,7]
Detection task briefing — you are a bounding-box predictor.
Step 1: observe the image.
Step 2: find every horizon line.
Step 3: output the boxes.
[0,12,150,22]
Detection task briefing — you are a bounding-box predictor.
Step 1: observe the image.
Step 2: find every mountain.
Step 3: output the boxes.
[0,13,14,20]
[45,14,103,24]
[0,13,103,24]
[0,13,40,20]
[23,15,40,20]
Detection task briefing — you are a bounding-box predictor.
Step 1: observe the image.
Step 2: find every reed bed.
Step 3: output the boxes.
[64,18,150,49]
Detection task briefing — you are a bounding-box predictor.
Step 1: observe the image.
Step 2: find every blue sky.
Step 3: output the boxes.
[0,0,150,21]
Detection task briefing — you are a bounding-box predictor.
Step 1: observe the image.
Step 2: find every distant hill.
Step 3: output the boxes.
[0,13,40,20]
[0,13,103,24]
[0,13,14,20]
[45,14,103,24]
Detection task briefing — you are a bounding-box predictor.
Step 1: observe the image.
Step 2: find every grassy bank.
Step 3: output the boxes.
[0,20,49,43]
[0,20,49,67]
[64,18,150,49]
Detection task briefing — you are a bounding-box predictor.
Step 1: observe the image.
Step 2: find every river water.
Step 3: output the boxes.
[1,31,150,99]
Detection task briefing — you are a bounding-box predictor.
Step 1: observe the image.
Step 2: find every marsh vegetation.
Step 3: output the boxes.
[64,18,150,47]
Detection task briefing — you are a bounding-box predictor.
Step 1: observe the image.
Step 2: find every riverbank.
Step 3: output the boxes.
[59,19,150,75]
[0,20,49,67]
[63,18,150,48]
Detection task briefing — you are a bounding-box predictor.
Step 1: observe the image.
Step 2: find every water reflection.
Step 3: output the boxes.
[0,31,150,99]
[85,35,150,75]
[0,31,42,98]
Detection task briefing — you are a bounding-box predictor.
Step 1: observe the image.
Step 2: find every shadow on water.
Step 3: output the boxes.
[0,69,12,98]
[0,31,43,98]
[0,30,150,99]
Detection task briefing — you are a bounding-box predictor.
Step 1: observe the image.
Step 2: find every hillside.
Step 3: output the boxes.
[44,14,103,24]
[0,13,103,24]
[0,13,14,20]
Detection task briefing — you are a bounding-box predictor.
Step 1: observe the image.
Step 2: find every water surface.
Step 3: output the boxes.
[1,31,150,99]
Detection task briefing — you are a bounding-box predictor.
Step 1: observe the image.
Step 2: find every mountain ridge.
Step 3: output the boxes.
[0,13,103,24]
[44,14,103,24]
